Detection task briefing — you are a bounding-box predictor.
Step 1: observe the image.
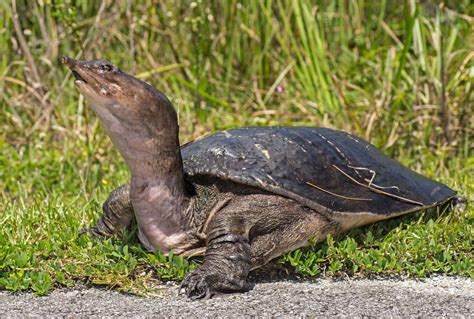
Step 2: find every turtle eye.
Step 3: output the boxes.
[99,63,113,72]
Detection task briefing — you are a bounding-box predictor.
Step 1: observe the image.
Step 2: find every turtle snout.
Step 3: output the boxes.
[60,56,77,68]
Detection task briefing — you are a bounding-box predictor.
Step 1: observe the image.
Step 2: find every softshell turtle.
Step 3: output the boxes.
[61,56,458,299]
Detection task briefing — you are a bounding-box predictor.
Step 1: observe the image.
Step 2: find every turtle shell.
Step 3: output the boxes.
[181,127,455,221]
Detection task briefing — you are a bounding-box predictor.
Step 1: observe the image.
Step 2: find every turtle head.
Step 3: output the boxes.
[60,56,125,104]
[60,56,175,126]
[61,56,180,175]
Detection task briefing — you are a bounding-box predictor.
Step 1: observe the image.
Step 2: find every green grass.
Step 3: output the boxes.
[1,1,473,295]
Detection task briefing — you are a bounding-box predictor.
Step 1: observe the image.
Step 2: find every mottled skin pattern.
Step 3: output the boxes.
[61,57,457,299]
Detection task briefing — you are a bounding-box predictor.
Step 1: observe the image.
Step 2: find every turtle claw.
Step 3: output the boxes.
[180,270,215,300]
[78,227,94,236]
[78,226,106,238]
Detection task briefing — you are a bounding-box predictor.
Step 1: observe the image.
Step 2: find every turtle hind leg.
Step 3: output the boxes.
[80,184,134,237]
[180,193,339,299]
[249,206,339,270]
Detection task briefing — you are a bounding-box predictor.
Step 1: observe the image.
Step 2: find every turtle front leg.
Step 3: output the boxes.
[80,184,134,237]
[180,194,339,299]
[180,214,252,299]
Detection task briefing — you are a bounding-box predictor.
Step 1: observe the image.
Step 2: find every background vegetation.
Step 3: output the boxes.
[0,0,472,295]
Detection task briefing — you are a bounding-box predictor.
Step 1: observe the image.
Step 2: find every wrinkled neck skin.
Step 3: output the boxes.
[90,97,192,252]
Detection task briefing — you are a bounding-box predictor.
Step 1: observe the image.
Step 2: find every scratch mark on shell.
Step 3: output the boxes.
[253,176,265,185]
[254,143,271,159]
[346,134,360,143]
[266,174,277,184]
[318,133,362,178]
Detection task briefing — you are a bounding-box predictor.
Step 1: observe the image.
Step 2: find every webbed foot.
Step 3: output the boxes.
[180,267,250,300]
